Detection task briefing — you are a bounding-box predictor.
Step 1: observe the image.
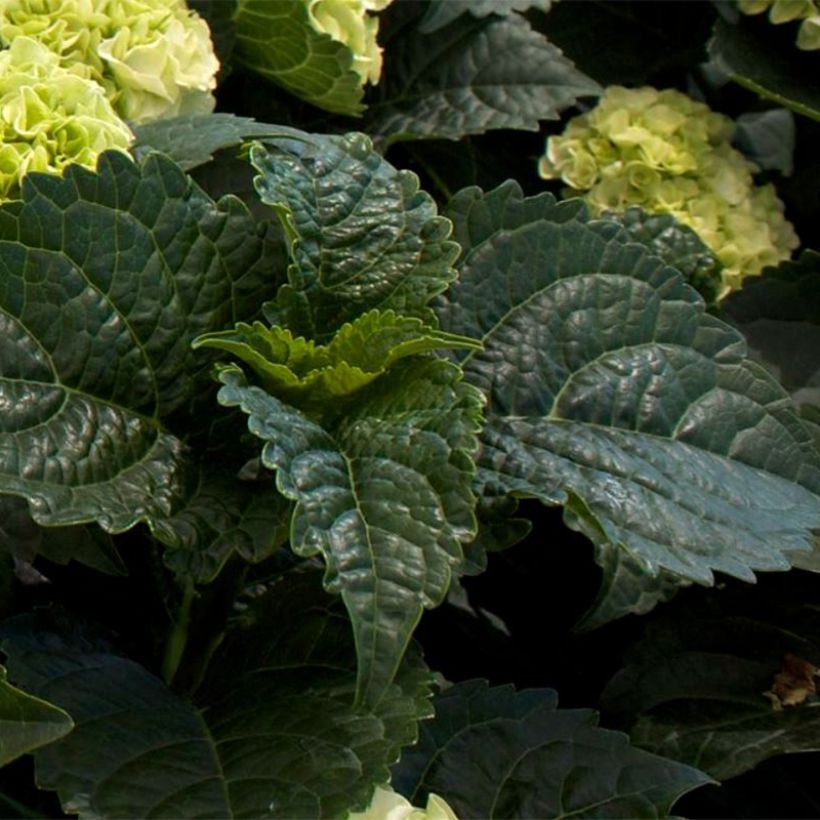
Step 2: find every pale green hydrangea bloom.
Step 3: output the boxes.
[346,786,459,820]
[0,0,220,123]
[738,0,820,50]
[539,86,799,295]
[307,0,393,85]
[0,36,133,201]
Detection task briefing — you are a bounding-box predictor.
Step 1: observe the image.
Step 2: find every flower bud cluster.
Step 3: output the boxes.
[346,786,459,820]
[0,37,133,200]
[0,0,219,123]
[538,86,799,294]
[306,0,393,85]
[738,0,820,50]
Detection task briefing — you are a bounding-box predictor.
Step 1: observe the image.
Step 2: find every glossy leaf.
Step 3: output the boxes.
[437,182,820,623]
[0,577,432,818]
[603,597,820,780]
[368,5,600,143]
[709,17,820,122]
[251,137,459,341]
[132,113,306,171]
[151,462,291,583]
[0,151,282,533]
[233,0,366,115]
[392,679,710,818]
[194,309,480,407]
[217,358,482,706]
[591,207,723,304]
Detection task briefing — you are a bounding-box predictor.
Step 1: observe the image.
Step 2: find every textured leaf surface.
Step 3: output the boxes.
[391,679,710,818]
[591,208,723,304]
[368,5,600,143]
[132,113,306,171]
[723,251,820,417]
[0,151,281,532]
[195,309,479,407]
[0,664,72,767]
[603,597,820,780]
[0,576,432,818]
[218,358,482,706]
[251,138,459,341]
[150,461,291,583]
[436,182,820,620]
[418,0,553,33]
[709,17,820,122]
[233,0,366,115]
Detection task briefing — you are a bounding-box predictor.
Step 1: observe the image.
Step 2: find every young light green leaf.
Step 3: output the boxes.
[0,576,433,819]
[391,679,711,818]
[709,17,820,122]
[194,309,480,407]
[217,358,482,706]
[437,182,820,622]
[233,0,367,115]
[367,5,600,143]
[0,664,73,767]
[603,596,820,781]
[251,137,460,341]
[132,113,307,171]
[418,0,554,33]
[0,151,282,533]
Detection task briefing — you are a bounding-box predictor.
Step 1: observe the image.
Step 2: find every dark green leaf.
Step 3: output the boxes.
[603,597,820,780]
[217,357,482,706]
[251,137,459,341]
[368,4,600,143]
[709,17,820,122]
[437,182,820,623]
[591,208,723,305]
[132,113,306,171]
[151,461,291,583]
[392,679,710,818]
[187,0,238,78]
[233,0,366,115]
[0,665,72,768]
[0,151,282,533]
[0,579,432,818]
[418,0,553,33]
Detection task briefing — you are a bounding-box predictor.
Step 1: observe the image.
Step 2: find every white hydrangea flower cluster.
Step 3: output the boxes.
[306,0,393,85]
[538,86,799,294]
[346,786,459,820]
[0,36,133,200]
[738,0,820,50]
[0,0,220,123]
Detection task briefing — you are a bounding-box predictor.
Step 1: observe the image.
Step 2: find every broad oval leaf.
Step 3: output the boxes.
[436,182,820,621]
[233,0,367,116]
[0,153,274,531]
[217,357,482,706]
[391,679,711,819]
[0,575,433,819]
[603,593,820,781]
[0,664,72,767]
[367,4,600,144]
[251,137,460,341]
[0,151,283,533]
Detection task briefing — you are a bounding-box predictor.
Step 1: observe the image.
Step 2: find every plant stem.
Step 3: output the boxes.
[161,577,196,687]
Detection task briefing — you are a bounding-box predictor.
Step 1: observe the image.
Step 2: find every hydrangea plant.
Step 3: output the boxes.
[0,0,219,123]
[0,36,133,200]
[738,0,820,50]
[538,85,799,294]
